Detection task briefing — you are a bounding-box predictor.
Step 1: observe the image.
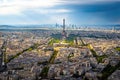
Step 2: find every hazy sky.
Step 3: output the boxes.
[0,0,120,25]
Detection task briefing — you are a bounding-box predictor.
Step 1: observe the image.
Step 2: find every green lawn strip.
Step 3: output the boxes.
[97,55,108,63]
[39,50,58,78]
[49,50,58,64]
[89,49,97,57]
[6,43,39,63]
[48,37,75,46]
[115,47,120,51]
[101,61,120,80]
[80,38,103,63]
[65,40,74,46]
[89,49,107,63]
[48,38,60,46]
[39,66,50,79]
[80,37,107,63]
[87,44,107,63]
[1,41,7,63]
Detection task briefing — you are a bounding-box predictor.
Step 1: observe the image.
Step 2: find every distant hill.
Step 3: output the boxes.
[0,24,120,30]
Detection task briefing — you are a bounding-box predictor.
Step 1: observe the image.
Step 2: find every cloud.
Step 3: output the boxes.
[60,0,120,5]
[34,9,72,14]
[0,5,22,15]
[1,0,61,7]
[0,0,62,15]
[0,0,120,25]
[0,0,119,15]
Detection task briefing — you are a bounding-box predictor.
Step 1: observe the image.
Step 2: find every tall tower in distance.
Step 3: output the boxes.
[112,26,115,33]
[62,19,67,40]
[63,19,65,31]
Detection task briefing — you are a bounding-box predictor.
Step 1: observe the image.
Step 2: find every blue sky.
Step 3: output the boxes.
[0,0,120,25]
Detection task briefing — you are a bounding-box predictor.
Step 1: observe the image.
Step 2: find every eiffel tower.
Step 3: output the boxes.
[62,19,67,40]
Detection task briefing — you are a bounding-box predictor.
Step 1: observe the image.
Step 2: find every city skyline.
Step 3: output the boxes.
[0,0,120,25]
